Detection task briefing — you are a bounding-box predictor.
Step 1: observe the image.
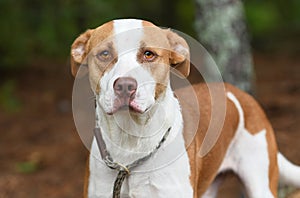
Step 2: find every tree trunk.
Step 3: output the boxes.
[195,0,254,93]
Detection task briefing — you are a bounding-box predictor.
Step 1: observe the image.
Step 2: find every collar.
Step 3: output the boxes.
[94,127,171,198]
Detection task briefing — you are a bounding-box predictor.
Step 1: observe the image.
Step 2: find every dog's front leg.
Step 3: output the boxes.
[87,155,120,197]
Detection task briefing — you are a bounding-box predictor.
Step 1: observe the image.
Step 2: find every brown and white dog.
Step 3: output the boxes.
[70,19,300,198]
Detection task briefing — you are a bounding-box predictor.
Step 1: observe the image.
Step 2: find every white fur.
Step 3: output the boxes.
[73,44,85,55]
[174,44,189,57]
[88,19,193,197]
[96,85,182,164]
[203,92,274,198]
[89,86,193,197]
[71,44,85,61]
[99,19,156,114]
[202,177,222,198]
[278,152,300,187]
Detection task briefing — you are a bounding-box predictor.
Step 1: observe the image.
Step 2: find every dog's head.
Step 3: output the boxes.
[70,19,190,115]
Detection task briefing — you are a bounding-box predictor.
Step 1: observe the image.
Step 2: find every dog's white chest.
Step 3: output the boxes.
[88,132,193,198]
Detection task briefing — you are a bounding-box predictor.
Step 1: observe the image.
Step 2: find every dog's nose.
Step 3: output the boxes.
[113,77,137,97]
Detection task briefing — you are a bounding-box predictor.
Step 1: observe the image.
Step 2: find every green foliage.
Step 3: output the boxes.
[244,0,300,38]
[15,161,39,174]
[245,2,280,36]
[0,0,299,70]
[0,0,30,68]
[0,0,195,70]
[0,80,21,113]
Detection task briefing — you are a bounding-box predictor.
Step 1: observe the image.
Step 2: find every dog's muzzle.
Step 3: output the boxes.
[110,77,142,114]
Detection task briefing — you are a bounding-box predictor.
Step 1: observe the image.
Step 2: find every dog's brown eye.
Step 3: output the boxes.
[143,51,156,61]
[97,50,111,61]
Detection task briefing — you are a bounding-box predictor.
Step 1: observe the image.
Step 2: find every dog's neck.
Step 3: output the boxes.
[95,85,183,165]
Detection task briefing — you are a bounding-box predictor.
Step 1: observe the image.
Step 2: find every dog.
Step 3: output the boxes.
[70,19,300,198]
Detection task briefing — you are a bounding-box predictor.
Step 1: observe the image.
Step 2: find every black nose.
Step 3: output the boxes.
[113,77,137,97]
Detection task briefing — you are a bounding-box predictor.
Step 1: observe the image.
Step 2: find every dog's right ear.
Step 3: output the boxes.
[165,29,190,79]
[70,29,94,77]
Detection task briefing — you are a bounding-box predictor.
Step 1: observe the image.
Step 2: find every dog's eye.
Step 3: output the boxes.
[97,50,111,61]
[143,51,156,61]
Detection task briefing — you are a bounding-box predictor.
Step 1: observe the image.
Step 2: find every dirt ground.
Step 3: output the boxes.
[0,50,299,197]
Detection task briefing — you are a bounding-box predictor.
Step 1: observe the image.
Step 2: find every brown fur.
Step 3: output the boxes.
[225,84,279,196]
[165,29,190,78]
[139,24,190,98]
[178,83,239,197]
[83,156,90,198]
[71,29,94,77]
[181,83,279,197]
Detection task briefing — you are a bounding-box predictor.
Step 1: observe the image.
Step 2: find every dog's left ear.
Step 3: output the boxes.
[165,29,190,78]
[70,29,94,77]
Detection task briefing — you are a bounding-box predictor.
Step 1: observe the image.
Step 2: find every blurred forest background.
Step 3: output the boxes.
[1,0,299,70]
[0,0,299,111]
[0,0,300,197]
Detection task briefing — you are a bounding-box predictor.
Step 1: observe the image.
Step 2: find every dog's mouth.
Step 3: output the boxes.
[107,98,144,115]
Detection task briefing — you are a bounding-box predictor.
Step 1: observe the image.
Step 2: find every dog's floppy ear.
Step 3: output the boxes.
[70,29,94,77]
[165,29,190,78]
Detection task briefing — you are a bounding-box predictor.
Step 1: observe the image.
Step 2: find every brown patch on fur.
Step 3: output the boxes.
[266,125,279,197]
[142,20,156,27]
[88,41,118,93]
[71,21,120,93]
[95,83,101,95]
[83,156,90,198]
[226,85,268,136]
[138,25,171,99]
[87,21,114,50]
[184,83,279,197]
[225,84,279,196]
[86,22,117,93]
[155,83,167,100]
[92,43,118,94]
[164,30,190,78]
[181,83,239,197]
[137,28,190,99]
[138,23,191,99]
